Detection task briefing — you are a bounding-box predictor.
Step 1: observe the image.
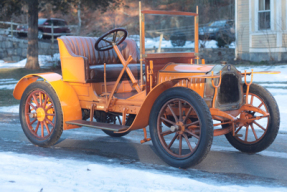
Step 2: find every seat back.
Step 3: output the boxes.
[58,36,140,66]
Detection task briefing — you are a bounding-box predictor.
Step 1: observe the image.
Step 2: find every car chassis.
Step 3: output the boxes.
[13,5,280,168]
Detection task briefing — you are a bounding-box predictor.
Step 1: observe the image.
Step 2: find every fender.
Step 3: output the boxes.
[128,78,184,130]
[13,73,82,130]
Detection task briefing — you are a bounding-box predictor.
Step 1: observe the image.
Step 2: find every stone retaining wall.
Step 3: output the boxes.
[0,36,58,62]
[0,36,235,64]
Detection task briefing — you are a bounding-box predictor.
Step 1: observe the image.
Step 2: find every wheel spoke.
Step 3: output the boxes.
[235,126,243,134]
[43,94,48,108]
[46,118,55,127]
[41,122,44,137]
[28,103,36,111]
[179,135,182,155]
[186,120,199,127]
[160,130,173,136]
[102,38,112,44]
[250,95,254,105]
[183,107,193,123]
[46,113,55,116]
[39,92,42,106]
[250,124,258,140]
[29,118,37,125]
[45,104,53,111]
[167,104,178,123]
[258,102,264,108]
[32,94,39,107]
[168,133,178,149]
[178,100,182,121]
[254,121,266,131]
[34,121,40,133]
[160,117,176,126]
[113,31,118,42]
[244,125,249,142]
[43,121,50,134]
[183,133,193,152]
[185,129,199,139]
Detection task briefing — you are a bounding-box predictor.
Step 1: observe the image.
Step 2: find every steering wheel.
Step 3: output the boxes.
[95,28,128,51]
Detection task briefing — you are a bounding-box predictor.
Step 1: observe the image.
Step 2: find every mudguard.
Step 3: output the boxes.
[128,78,183,130]
[13,73,82,130]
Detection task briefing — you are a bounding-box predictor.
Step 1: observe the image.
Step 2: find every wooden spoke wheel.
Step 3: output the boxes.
[149,87,213,168]
[20,82,63,147]
[225,83,280,153]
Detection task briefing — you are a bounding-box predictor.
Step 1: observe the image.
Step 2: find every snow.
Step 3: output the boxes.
[0,78,18,89]
[0,105,19,113]
[0,152,285,192]
[0,54,60,69]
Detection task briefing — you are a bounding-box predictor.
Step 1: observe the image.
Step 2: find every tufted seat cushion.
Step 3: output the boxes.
[58,36,144,82]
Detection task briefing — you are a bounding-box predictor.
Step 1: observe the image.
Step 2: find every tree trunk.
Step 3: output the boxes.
[77,1,81,35]
[25,0,40,69]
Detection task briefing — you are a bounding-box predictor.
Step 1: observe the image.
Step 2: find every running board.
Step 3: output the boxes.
[66,120,129,132]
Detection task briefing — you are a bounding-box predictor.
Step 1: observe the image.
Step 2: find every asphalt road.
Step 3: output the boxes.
[1,112,287,188]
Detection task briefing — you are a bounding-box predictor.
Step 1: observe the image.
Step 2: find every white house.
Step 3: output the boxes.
[235,0,287,61]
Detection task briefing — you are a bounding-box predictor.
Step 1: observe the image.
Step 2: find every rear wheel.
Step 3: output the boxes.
[225,83,280,153]
[20,81,63,147]
[149,87,213,168]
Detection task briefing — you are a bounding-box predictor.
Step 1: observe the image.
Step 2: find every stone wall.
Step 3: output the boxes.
[0,36,235,64]
[0,36,58,62]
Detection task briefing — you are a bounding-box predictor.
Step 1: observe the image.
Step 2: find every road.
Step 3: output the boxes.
[0,112,287,189]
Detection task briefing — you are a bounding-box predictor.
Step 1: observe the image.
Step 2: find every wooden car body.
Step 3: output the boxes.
[13,6,280,168]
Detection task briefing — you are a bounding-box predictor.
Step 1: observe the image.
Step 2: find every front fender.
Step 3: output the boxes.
[13,73,82,130]
[128,78,183,130]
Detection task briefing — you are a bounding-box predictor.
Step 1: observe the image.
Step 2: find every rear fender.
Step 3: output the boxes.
[13,73,81,130]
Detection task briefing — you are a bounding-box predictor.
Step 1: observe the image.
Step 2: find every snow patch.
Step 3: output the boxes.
[0,105,19,113]
[0,54,60,69]
[0,152,285,192]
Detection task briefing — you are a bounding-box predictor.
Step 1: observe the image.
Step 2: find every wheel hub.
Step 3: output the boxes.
[36,107,46,122]
[240,111,254,126]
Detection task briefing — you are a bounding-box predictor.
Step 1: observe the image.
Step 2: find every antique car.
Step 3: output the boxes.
[13,6,280,168]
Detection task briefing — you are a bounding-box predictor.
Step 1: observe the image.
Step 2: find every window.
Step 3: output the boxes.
[258,0,270,30]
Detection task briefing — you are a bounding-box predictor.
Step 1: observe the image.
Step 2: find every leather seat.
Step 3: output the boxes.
[58,36,144,82]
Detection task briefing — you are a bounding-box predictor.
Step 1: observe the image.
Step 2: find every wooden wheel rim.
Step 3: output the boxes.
[157,98,201,159]
[25,90,56,139]
[235,93,269,144]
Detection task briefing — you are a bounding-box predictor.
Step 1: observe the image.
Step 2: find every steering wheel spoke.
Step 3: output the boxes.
[95,28,127,51]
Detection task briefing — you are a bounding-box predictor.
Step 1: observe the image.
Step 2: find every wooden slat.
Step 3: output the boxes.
[141,10,198,16]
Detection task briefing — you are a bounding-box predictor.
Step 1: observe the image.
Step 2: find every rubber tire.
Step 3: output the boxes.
[96,111,135,137]
[225,83,280,153]
[149,87,213,168]
[20,81,63,147]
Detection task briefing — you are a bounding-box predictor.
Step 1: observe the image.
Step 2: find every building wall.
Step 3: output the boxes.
[236,0,287,61]
[252,34,277,48]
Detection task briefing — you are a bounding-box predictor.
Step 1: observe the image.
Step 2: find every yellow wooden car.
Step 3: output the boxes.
[13,8,280,168]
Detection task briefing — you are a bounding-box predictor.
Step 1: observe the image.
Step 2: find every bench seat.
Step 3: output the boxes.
[58,36,144,83]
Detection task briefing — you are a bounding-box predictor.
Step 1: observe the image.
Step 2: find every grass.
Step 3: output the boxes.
[0,67,61,107]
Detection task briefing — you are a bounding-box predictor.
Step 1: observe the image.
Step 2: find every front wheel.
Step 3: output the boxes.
[225,83,280,153]
[20,81,63,147]
[149,87,213,168]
